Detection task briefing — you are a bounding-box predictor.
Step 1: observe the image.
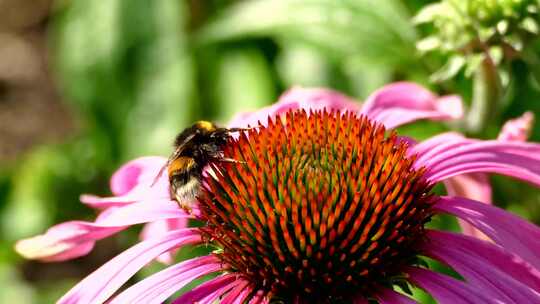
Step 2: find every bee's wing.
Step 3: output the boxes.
[150,133,196,187]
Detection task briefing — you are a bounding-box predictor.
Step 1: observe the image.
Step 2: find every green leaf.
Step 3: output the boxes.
[413,3,446,24]
[1,148,60,240]
[464,53,485,77]
[521,16,539,33]
[429,55,466,82]
[0,264,37,304]
[122,0,196,158]
[343,55,392,99]
[416,36,442,53]
[276,41,332,88]
[198,0,417,66]
[213,48,276,123]
[489,46,504,65]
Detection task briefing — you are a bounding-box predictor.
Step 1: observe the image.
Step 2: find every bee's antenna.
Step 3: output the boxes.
[151,162,169,187]
[226,126,256,133]
[218,157,246,164]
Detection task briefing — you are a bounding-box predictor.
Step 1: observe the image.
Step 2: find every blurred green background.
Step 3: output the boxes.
[0,0,539,303]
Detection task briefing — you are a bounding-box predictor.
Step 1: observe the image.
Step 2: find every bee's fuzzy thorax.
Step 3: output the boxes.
[166,121,236,211]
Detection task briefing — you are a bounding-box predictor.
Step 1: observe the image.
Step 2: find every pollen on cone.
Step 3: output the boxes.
[199,110,434,302]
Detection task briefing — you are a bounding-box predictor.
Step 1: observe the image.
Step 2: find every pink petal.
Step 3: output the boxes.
[220,280,252,304]
[140,217,189,264]
[360,82,463,129]
[406,267,494,303]
[435,196,540,269]
[415,113,535,172]
[172,274,238,304]
[418,140,540,186]
[441,112,534,239]
[408,132,470,160]
[81,157,170,209]
[396,136,417,147]
[15,199,188,261]
[95,199,187,225]
[15,221,123,262]
[498,112,534,142]
[227,87,360,128]
[110,255,221,304]
[424,230,540,301]
[228,83,462,131]
[443,174,492,240]
[110,157,166,195]
[375,287,417,304]
[416,136,488,240]
[58,228,200,304]
[79,194,140,209]
[197,281,241,304]
[248,291,270,304]
[443,173,492,203]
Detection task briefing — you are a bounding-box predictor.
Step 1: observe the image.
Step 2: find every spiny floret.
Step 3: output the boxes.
[199,110,433,302]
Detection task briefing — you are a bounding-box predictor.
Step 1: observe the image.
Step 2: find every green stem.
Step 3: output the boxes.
[467,56,502,135]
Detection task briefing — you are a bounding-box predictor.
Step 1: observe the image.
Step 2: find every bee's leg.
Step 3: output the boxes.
[226,127,255,133]
[178,202,193,214]
[218,157,246,164]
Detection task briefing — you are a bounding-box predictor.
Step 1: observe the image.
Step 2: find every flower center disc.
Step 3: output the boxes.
[199,110,433,302]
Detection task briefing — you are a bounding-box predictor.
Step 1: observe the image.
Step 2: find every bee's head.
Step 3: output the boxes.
[173,121,218,147]
[194,121,231,145]
[194,121,217,133]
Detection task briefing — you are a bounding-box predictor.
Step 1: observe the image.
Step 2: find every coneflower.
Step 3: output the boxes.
[16,83,540,303]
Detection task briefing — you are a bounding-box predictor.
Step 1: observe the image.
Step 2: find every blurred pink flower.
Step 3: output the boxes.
[16,82,540,303]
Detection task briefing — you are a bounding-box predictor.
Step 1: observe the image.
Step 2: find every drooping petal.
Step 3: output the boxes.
[79,194,140,209]
[406,267,493,303]
[360,82,463,129]
[443,173,492,204]
[443,174,492,239]
[445,111,534,238]
[412,132,481,241]
[228,83,462,131]
[140,217,189,264]
[58,228,200,304]
[14,221,123,262]
[424,230,540,302]
[81,156,170,209]
[435,196,540,269]
[416,140,540,186]
[408,132,470,160]
[498,112,534,142]
[15,199,188,261]
[228,87,360,128]
[375,287,417,304]
[171,274,238,304]
[110,255,221,304]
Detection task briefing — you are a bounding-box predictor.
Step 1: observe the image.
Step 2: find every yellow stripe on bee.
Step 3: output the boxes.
[195,120,216,132]
[168,156,196,176]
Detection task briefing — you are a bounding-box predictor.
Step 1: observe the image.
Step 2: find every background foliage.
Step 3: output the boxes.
[0,0,538,302]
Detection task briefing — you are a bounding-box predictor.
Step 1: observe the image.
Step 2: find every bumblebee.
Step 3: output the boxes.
[154,121,247,212]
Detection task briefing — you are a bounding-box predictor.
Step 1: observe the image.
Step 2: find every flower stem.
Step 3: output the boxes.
[467,56,502,134]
